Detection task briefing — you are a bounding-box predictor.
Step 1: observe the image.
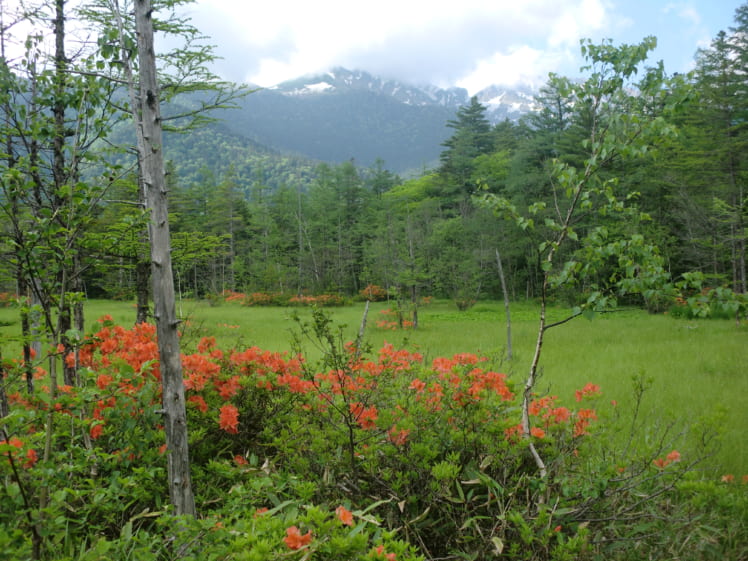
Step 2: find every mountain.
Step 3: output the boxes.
[476,84,540,122]
[214,68,540,174]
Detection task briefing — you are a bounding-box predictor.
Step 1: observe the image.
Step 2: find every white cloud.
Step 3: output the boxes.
[456,46,561,90]
[188,0,615,92]
[663,2,702,26]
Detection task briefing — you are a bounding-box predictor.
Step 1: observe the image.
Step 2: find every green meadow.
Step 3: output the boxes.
[1,298,745,476]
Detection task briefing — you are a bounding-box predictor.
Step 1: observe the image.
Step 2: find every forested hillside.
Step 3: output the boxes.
[1,4,746,311]
[83,24,746,310]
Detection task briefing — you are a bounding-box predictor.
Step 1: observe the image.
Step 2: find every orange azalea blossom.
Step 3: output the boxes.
[276,373,315,394]
[64,352,76,368]
[388,427,410,446]
[378,343,422,372]
[218,404,239,434]
[504,423,523,442]
[409,378,426,392]
[0,437,36,468]
[283,526,312,550]
[89,423,104,440]
[666,450,681,463]
[336,505,354,526]
[23,448,38,468]
[529,395,556,416]
[350,402,378,429]
[96,374,113,390]
[215,375,241,400]
[575,383,601,402]
[530,427,545,439]
[721,474,735,483]
[187,395,209,413]
[197,336,216,353]
[573,408,597,437]
[374,545,397,561]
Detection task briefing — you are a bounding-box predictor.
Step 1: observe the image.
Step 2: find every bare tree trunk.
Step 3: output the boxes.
[131,0,196,516]
[495,248,512,360]
[0,351,8,419]
[135,254,150,324]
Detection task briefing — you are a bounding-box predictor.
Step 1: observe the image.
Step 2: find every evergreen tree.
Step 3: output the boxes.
[439,96,494,211]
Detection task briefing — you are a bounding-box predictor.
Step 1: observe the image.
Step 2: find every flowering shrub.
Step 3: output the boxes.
[0,292,17,307]
[376,308,414,330]
[289,293,346,307]
[242,291,287,306]
[226,291,347,307]
[0,310,744,560]
[359,284,389,302]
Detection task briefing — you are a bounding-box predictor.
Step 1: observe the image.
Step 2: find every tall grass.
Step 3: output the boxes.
[0,298,744,475]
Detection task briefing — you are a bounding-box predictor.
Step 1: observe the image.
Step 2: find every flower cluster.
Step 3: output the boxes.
[653,450,682,469]
[376,309,414,330]
[0,437,38,468]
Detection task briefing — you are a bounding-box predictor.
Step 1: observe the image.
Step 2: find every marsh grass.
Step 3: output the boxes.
[0,298,744,474]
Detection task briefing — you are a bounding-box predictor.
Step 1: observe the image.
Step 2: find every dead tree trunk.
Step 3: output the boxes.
[131,0,196,516]
[495,248,512,360]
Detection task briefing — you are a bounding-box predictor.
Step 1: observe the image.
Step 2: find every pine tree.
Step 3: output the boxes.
[439,96,494,210]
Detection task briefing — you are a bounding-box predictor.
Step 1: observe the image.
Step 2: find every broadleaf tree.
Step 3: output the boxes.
[478,36,677,477]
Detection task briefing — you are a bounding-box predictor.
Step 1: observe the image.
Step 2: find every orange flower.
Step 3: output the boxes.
[187,395,208,413]
[23,448,38,468]
[575,383,601,402]
[336,505,354,526]
[504,423,522,442]
[96,374,113,390]
[64,352,76,368]
[283,526,312,550]
[0,438,36,468]
[408,378,426,392]
[90,423,104,440]
[218,404,239,434]
[721,474,735,483]
[666,450,681,463]
[387,427,410,446]
[653,457,669,469]
[530,427,546,439]
[374,545,396,560]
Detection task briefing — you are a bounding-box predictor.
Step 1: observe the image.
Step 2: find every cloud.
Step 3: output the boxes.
[186,0,614,92]
[663,2,702,26]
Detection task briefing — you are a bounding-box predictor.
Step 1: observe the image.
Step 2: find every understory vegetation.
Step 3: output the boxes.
[0,298,746,560]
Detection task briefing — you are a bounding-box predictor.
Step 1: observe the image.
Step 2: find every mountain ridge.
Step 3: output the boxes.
[219,67,540,173]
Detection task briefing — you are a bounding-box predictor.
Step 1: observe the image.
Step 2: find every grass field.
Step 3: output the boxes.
[1,298,745,476]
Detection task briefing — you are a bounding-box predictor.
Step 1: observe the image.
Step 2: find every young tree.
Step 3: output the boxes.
[478,37,675,477]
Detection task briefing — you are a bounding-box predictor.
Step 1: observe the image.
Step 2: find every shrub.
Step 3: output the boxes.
[289,294,346,307]
[359,284,389,302]
[0,311,743,561]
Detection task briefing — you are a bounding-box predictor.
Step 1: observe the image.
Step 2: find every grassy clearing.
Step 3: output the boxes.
[0,298,744,475]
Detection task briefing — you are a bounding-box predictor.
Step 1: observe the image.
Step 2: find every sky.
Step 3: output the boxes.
[181,0,742,94]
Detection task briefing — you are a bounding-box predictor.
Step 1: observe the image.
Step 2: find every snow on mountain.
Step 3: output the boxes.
[273,67,538,122]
